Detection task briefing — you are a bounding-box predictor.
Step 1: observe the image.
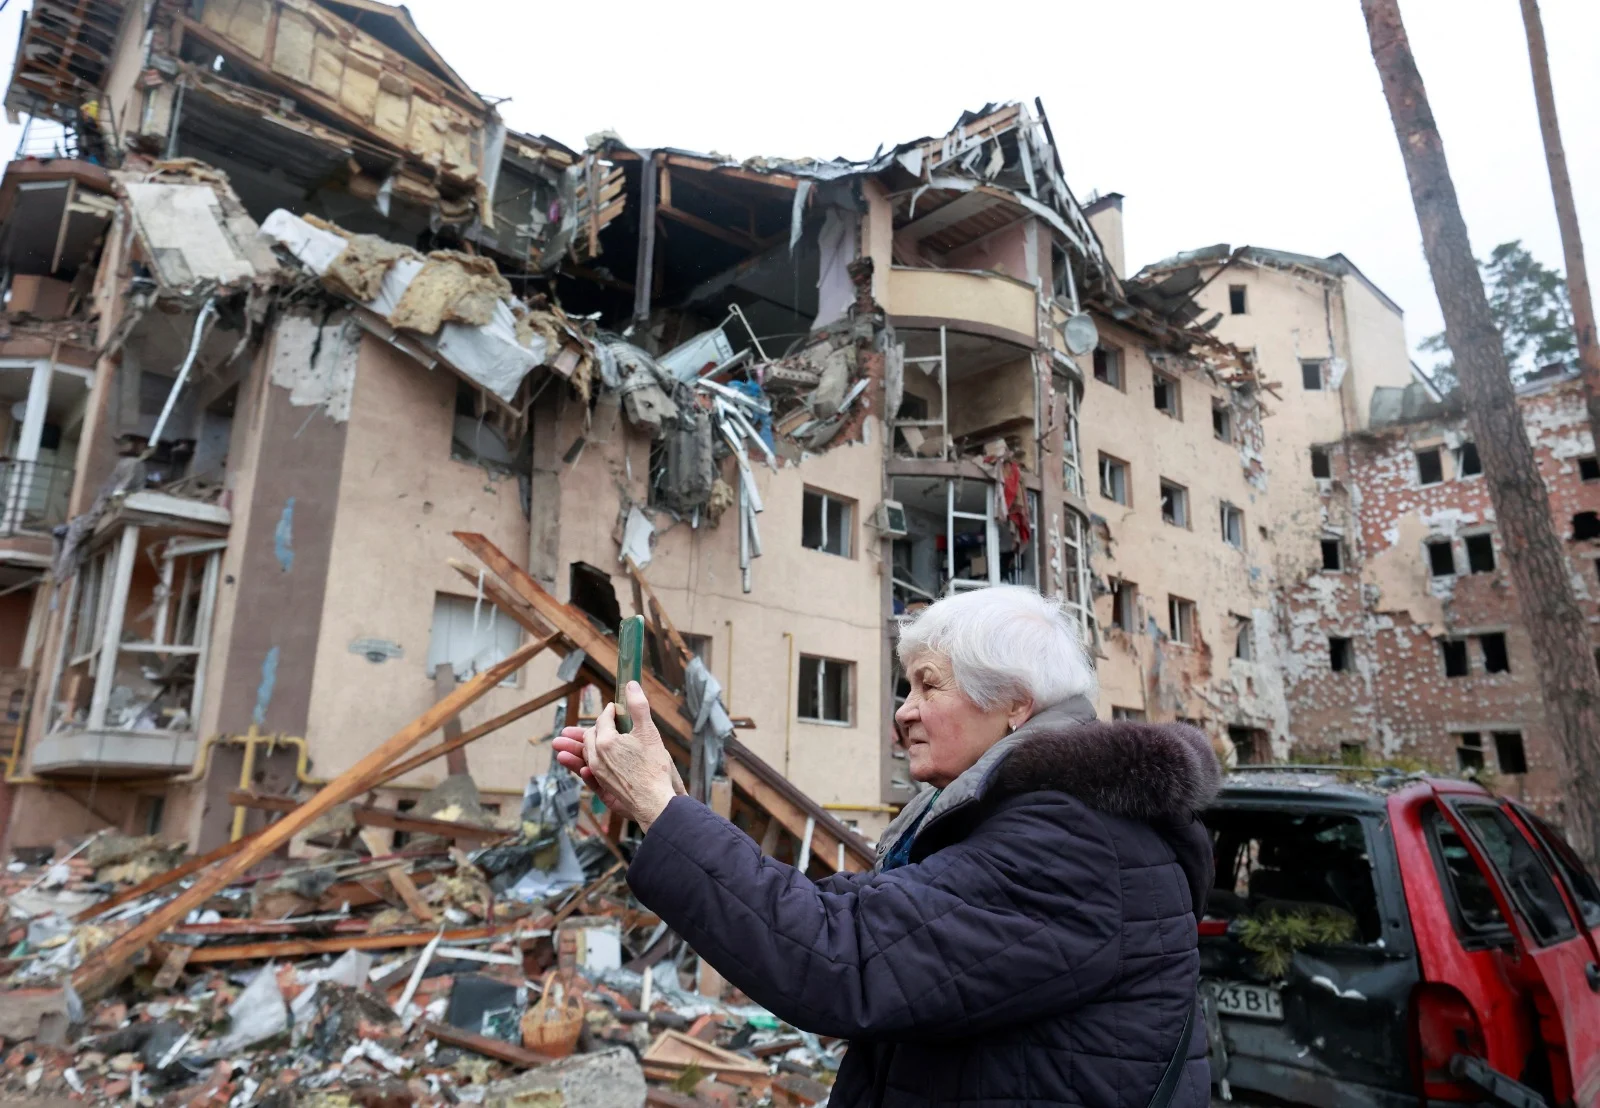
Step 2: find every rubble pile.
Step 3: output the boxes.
[0,769,841,1107]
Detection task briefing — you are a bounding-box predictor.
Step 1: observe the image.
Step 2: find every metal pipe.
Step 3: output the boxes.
[783,632,794,778]
[150,297,217,446]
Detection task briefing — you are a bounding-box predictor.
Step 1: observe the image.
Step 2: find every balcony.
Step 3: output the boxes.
[885,267,1038,347]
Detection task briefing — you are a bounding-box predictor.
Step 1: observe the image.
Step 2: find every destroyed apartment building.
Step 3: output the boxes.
[0,0,1594,869]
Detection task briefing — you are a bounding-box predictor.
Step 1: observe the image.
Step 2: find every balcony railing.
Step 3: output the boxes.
[13,117,84,161]
[0,459,75,534]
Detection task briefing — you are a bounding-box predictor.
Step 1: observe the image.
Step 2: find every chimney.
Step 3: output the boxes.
[1083,193,1125,280]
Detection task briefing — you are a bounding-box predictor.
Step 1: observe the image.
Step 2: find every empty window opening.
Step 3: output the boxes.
[1494,731,1527,775]
[1440,639,1469,678]
[1321,539,1344,571]
[1112,706,1147,721]
[392,799,419,849]
[1427,539,1456,577]
[429,593,524,686]
[1301,360,1326,391]
[1111,579,1138,633]
[1457,731,1485,772]
[1310,446,1332,479]
[1574,512,1600,540]
[1153,372,1181,418]
[1160,480,1189,527]
[1221,503,1244,549]
[1464,533,1495,573]
[1169,596,1197,644]
[1328,636,1354,672]
[798,655,852,724]
[1340,742,1367,766]
[1213,402,1233,442]
[1234,618,1254,661]
[1228,285,1248,315]
[1416,447,1444,485]
[1227,725,1265,764]
[802,488,853,557]
[1093,346,1123,390]
[1206,808,1382,942]
[680,632,713,667]
[1579,455,1600,481]
[1479,632,1510,674]
[1455,441,1482,477]
[1099,454,1129,505]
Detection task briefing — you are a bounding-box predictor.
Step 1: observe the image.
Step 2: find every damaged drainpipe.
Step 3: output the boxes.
[164,78,187,160]
[149,296,218,446]
[632,151,658,324]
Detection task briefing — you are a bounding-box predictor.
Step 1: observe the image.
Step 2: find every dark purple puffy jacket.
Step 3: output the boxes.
[628,698,1220,1107]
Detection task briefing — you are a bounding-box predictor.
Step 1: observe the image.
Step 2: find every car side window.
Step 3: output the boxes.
[1424,805,1511,947]
[1518,807,1600,928]
[1456,804,1578,946]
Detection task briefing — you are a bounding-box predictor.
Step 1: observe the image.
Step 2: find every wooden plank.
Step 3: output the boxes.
[228,791,509,844]
[624,557,692,664]
[72,636,546,999]
[73,834,254,922]
[451,534,872,873]
[426,1022,547,1068]
[436,663,468,777]
[663,154,804,191]
[150,944,192,990]
[658,204,762,251]
[388,866,438,923]
[185,925,507,964]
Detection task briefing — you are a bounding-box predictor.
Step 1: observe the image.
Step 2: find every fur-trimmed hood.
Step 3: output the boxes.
[876,698,1222,867]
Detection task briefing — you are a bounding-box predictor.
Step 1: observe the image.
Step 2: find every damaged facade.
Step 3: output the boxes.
[0,0,1589,858]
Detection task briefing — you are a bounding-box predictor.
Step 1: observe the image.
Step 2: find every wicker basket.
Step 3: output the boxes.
[522,971,585,1058]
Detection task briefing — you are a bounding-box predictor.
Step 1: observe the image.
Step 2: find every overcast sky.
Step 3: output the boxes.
[5,0,1596,369]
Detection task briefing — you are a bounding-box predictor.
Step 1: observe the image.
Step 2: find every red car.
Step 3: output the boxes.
[1201,769,1600,1107]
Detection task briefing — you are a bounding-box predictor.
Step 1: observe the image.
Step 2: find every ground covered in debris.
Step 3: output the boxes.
[0,776,838,1107]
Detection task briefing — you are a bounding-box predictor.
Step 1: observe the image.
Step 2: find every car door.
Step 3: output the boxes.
[1436,794,1600,1107]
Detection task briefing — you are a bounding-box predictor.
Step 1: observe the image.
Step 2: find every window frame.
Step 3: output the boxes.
[1301,360,1326,391]
[1454,441,1483,478]
[1320,538,1344,572]
[1168,595,1197,645]
[1228,285,1247,315]
[1440,637,1470,678]
[1111,578,1139,633]
[801,486,855,559]
[1152,370,1182,419]
[1328,636,1354,672]
[1212,401,1233,443]
[1463,532,1496,574]
[1220,502,1244,549]
[1310,446,1332,480]
[1099,453,1130,505]
[797,653,854,726]
[1449,799,1578,948]
[1426,538,1456,578]
[1416,447,1445,486]
[1234,617,1254,662]
[1092,345,1124,391]
[429,592,526,688]
[1159,479,1190,528]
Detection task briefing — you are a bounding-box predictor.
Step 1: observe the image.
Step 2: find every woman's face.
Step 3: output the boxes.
[895,653,1032,788]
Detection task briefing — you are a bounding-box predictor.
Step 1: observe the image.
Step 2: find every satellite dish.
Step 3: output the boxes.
[1061,313,1099,356]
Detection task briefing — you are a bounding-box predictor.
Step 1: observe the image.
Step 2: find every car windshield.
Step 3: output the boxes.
[1207,808,1382,943]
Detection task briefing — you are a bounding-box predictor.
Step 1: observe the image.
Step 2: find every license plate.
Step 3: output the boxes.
[1212,981,1283,1021]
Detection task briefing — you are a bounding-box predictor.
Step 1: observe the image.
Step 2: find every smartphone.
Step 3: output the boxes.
[615,615,645,734]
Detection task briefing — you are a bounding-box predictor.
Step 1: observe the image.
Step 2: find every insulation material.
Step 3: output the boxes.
[270,8,316,84]
[123,181,268,288]
[204,0,271,59]
[260,209,551,403]
[390,252,512,334]
[374,73,412,142]
[340,54,381,123]
[269,313,358,421]
[310,35,344,98]
[322,234,415,303]
[813,207,858,328]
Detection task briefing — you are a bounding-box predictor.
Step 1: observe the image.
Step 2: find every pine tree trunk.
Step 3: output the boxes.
[1362,0,1600,863]
[1520,0,1600,445]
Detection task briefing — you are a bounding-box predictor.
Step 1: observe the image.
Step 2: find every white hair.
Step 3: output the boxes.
[896,585,1098,711]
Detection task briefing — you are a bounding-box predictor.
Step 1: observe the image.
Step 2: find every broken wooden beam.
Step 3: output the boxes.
[375,673,576,786]
[227,791,510,843]
[426,1021,548,1068]
[72,636,547,999]
[73,834,255,922]
[182,924,511,964]
[452,533,873,873]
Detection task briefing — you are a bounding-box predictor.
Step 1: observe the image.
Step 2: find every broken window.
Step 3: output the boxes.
[802,488,853,558]
[1220,503,1244,548]
[1206,808,1382,941]
[1340,742,1366,766]
[1321,538,1343,571]
[1573,512,1600,540]
[1093,345,1123,390]
[452,379,518,475]
[1579,455,1600,482]
[1111,579,1138,633]
[1060,509,1093,636]
[798,655,851,725]
[1440,639,1469,678]
[1479,632,1510,674]
[1328,636,1354,672]
[1152,371,1181,418]
[1427,539,1456,577]
[1234,618,1254,661]
[429,593,523,687]
[1494,732,1527,775]
[1416,447,1444,486]
[1301,360,1325,391]
[1062,384,1085,498]
[1228,726,1264,764]
[1464,533,1495,573]
[1310,446,1332,479]
[1457,805,1575,945]
[680,633,713,667]
[1455,441,1482,477]
[1160,480,1189,528]
[1457,731,1485,772]
[1212,402,1233,442]
[1112,706,1147,721]
[1228,285,1248,315]
[1522,809,1600,926]
[1168,596,1196,645]
[1099,454,1129,505]
[1424,805,1511,947]
[1051,242,1074,303]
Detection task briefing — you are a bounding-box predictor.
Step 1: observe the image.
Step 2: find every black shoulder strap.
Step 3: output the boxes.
[1146,997,1197,1108]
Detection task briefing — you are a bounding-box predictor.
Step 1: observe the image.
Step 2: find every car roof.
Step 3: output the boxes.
[1209,767,1491,813]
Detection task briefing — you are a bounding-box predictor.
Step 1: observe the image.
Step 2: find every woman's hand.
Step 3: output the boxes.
[552,681,684,830]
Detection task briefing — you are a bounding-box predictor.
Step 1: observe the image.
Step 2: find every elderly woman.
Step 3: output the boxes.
[553,585,1219,1108]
